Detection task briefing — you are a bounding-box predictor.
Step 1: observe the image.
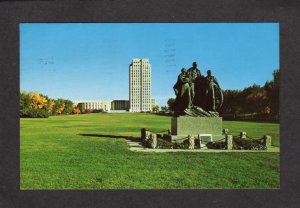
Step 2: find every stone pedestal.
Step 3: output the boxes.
[171,116,222,135]
[169,116,223,143]
[225,134,233,150]
[263,135,272,150]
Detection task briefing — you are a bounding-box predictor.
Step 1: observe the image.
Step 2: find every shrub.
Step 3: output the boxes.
[92,109,104,113]
[63,99,74,114]
[27,109,49,118]
[156,138,173,149]
[20,91,75,118]
[20,91,49,118]
[206,141,226,149]
[72,108,81,114]
[85,108,93,113]
[233,137,266,150]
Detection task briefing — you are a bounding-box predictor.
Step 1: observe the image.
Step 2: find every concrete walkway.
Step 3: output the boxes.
[125,139,280,153]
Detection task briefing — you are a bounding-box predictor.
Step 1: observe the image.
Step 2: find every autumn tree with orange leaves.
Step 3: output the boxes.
[20,91,74,118]
[72,107,81,114]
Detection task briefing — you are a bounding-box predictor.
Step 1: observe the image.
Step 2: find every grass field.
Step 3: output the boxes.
[20,113,280,189]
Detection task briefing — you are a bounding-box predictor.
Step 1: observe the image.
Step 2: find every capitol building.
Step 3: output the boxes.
[74,59,155,113]
[129,58,152,112]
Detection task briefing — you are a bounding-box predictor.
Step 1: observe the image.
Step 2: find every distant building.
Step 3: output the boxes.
[151,98,156,108]
[111,100,130,111]
[75,100,112,112]
[129,58,151,112]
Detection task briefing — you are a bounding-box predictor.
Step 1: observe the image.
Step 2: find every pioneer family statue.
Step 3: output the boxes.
[173,62,223,116]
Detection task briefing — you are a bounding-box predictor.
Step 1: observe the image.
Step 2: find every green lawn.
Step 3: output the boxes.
[20,113,280,189]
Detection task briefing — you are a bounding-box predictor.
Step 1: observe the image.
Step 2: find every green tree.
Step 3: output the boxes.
[152,105,159,112]
[63,99,74,114]
[20,91,49,118]
[20,91,31,117]
[167,98,175,111]
[161,106,168,112]
[245,87,268,114]
[264,69,279,118]
[220,90,243,114]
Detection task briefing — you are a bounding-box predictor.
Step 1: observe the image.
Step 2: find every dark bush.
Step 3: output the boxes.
[92,109,104,113]
[173,139,190,149]
[233,137,266,150]
[206,141,226,149]
[26,109,49,118]
[156,139,173,149]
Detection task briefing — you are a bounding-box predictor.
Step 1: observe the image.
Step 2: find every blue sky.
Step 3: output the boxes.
[20,23,279,106]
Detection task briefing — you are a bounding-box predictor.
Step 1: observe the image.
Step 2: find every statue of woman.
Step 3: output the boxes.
[173,68,192,115]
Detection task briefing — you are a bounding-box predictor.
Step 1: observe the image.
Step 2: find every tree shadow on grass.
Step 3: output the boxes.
[78,133,140,142]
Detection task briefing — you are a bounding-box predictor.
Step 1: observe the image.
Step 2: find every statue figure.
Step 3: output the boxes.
[172,63,223,117]
[187,62,201,103]
[193,70,206,108]
[205,69,223,112]
[173,68,192,115]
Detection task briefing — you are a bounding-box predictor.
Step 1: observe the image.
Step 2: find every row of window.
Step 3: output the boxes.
[130,98,151,101]
[130,73,150,75]
[130,71,151,73]
[130,70,151,72]
[130,72,150,73]
[131,90,150,92]
[130,100,151,102]
[131,77,150,79]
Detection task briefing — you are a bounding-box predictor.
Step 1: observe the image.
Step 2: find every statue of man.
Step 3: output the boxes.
[205,69,221,111]
[193,70,206,108]
[187,62,201,103]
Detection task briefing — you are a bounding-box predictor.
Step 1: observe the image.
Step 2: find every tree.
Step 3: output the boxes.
[63,99,74,114]
[161,106,168,112]
[47,99,55,114]
[219,89,243,114]
[20,91,78,118]
[220,69,279,120]
[152,105,159,112]
[30,93,48,110]
[20,91,49,118]
[53,99,65,114]
[167,98,175,111]
[20,91,32,117]
[264,69,279,118]
[245,87,268,114]
[72,107,81,114]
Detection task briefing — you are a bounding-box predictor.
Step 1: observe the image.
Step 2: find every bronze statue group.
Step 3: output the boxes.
[173,62,223,117]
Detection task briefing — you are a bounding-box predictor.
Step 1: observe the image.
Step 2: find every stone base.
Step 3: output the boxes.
[171,116,223,137]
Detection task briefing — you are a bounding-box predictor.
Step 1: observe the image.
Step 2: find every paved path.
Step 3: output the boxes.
[125,139,280,153]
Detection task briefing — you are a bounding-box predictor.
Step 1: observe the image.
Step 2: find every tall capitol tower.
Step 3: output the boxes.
[129,58,151,112]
